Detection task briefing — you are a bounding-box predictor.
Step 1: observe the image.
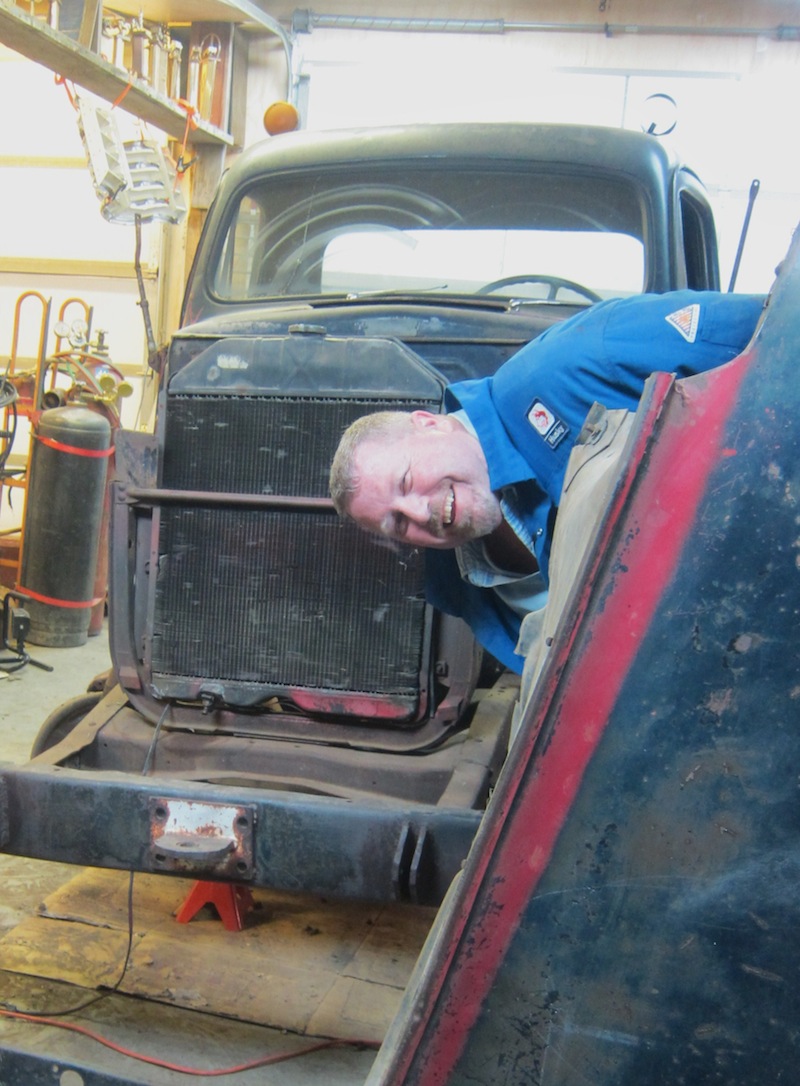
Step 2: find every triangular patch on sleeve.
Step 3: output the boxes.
[665,303,700,343]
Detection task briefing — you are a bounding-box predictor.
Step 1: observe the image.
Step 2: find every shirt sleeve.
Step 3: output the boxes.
[488,291,765,508]
[600,290,766,390]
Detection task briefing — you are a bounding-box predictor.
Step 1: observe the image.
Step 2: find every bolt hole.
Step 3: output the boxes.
[60,1071,86,1086]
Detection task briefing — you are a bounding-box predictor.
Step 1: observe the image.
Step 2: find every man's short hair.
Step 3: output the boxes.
[329,411,412,516]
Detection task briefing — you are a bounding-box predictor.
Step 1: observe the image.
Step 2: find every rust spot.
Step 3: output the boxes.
[703,689,734,716]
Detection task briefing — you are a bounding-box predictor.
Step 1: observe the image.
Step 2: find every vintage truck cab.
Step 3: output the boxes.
[1,123,720,906]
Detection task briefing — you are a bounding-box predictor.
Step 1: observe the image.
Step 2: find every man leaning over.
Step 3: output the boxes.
[329,290,765,674]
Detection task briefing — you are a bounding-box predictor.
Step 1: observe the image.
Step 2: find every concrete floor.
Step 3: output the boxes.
[0,622,112,940]
[0,625,380,1084]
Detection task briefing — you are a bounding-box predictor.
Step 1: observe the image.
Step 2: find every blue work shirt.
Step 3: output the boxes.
[426,290,766,673]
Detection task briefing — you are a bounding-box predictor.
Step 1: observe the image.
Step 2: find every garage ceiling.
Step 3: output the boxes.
[261,0,800,35]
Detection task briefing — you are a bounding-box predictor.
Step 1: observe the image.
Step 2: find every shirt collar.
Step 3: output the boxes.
[447,380,534,490]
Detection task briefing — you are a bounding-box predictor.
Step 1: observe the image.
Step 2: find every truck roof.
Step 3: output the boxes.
[225,121,689,179]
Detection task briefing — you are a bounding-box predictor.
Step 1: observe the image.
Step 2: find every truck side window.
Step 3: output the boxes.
[680,189,720,291]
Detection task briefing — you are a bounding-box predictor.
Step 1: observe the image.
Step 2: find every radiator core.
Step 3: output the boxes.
[149,353,441,717]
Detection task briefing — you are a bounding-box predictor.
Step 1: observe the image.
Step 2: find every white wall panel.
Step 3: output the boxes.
[245,21,799,294]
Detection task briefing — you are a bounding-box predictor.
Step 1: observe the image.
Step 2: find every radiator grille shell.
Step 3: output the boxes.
[143,334,446,722]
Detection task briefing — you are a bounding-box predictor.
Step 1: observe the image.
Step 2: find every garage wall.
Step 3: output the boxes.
[2,3,799,388]
[246,8,800,294]
[2,1,797,540]
[0,46,164,441]
[0,47,172,539]
[0,53,163,350]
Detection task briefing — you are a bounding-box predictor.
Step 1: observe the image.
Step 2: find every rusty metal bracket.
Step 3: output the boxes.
[148,796,256,879]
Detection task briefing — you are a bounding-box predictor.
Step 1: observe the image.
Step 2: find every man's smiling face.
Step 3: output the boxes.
[346,411,502,549]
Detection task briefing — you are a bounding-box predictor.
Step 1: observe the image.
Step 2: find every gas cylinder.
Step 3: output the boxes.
[19,406,112,647]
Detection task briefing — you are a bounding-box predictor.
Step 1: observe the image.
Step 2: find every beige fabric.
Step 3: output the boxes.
[510,404,635,742]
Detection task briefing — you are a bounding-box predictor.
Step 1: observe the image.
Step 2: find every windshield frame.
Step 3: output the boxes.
[207,159,650,309]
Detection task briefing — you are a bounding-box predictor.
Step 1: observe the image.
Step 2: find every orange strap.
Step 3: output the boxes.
[54,73,77,110]
[34,434,113,458]
[112,81,134,108]
[175,98,200,173]
[16,585,105,609]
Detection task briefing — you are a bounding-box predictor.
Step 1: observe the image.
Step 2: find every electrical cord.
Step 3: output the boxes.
[0,700,381,1073]
[0,1010,379,1076]
[0,375,16,406]
[0,702,170,1018]
[0,376,20,607]
[0,376,18,475]
[0,593,55,675]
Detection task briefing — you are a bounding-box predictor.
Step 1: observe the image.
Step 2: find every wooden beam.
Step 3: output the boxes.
[0,258,157,280]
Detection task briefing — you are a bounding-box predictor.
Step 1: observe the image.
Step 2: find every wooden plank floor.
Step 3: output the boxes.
[0,868,436,1045]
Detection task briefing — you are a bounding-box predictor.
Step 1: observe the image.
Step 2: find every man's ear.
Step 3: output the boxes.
[409,410,454,431]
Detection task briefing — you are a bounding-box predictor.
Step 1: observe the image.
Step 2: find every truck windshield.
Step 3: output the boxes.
[212,164,645,305]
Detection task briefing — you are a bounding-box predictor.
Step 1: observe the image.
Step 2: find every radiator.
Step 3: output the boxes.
[144,332,447,724]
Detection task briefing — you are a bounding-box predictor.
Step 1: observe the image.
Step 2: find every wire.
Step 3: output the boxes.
[0,377,17,407]
[141,699,170,775]
[2,704,170,1017]
[0,700,382,1074]
[0,1010,379,1076]
[0,378,18,475]
[134,215,158,360]
[1,871,136,1020]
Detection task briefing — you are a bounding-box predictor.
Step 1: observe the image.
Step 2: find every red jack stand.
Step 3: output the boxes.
[175,880,255,932]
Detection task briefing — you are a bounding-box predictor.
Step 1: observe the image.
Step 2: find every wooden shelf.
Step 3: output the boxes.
[104,0,253,23]
[0,2,234,145]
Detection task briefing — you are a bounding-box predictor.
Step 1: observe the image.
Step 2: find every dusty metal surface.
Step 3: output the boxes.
[370,235,800,1084]
[148,797,255,876]
[0,760,482,905]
